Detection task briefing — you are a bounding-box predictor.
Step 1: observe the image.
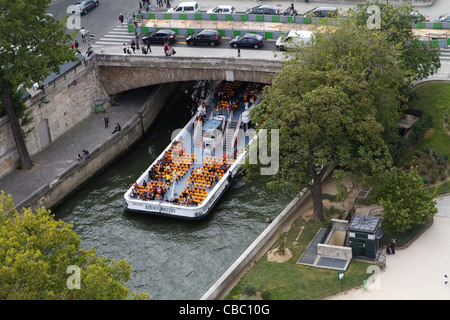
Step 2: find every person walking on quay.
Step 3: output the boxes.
[104,113,109,128]
[445,275,448,285]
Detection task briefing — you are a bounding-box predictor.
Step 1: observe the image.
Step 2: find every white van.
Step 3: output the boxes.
[167,2,200,13]
[275,30,313,51]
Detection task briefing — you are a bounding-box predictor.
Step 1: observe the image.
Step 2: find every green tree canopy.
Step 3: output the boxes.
[369,167,437,234]
[0,191,149,300]
[0,0,77,170]
[350,1,441,81]
[250,65,390,221]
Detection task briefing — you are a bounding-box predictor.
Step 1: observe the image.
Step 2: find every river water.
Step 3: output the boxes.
[53,80,297,300]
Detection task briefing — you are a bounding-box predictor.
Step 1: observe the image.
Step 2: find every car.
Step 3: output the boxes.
[185,29,222,47]
[142,29,177,44]
[410,11,425,23]
[245,5,280,15]
[229,33,264,49]
[429,13,450,23]
[167,2,200,13]
[206,5,235,14]
[72,0,99,15]
[303,6,338,18]
[275,30,313,51]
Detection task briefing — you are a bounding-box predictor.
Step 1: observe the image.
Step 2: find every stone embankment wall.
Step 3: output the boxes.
[16,82,180,212]
[0,60,104,180]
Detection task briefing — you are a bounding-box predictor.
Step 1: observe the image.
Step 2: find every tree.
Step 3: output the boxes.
[351,1,441,81]
[369,167,437,234]
[295,17,408,138]
[0,0,77,170]
[0,191,149,300]
[250,66,390,221]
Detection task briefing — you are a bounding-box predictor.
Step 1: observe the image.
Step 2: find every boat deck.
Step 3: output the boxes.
[128,80,263,207]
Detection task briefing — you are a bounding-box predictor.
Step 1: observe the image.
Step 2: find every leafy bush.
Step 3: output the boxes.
[242,284,256,296]
[422,175,430,184]
[261,291,271,300]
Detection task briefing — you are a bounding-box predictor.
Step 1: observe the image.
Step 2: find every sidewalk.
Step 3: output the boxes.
[0,87,150,208]
[327,195,450,300]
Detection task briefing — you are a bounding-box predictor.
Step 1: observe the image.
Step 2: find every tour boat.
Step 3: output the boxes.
[123,81,262,220]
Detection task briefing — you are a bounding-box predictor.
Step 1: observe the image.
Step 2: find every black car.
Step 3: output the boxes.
[72,0,99,15]
[185,29,222,47]
[142,29,177,44]
[245,5,280,15]
[229,33,264,49]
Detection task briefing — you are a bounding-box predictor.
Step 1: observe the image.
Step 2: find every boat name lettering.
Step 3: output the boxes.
[160,207,176,214]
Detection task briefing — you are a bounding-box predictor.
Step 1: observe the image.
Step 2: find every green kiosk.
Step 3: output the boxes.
[348,214,383,260]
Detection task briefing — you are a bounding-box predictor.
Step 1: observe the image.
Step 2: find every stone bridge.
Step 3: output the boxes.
[94,53,282,95]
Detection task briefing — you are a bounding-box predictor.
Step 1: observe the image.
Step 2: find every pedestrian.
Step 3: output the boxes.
[80,26,87,42]
[112,123,121,134]
[82,149,91,159]
[237,48,240,57]
[71,42,75,50]
[445,275,448,285]
[131,39,136,53]
[74,39,80,53]
[77,154,83,161]
[119,13,124,25]
[104,113,109,128]
[38,81,46,94]
[123,43,127,54]
[390,239,396,255]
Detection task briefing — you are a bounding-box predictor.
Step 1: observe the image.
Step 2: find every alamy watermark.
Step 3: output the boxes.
[66,5,81,30]
[367,5,381,30]
[366,265,382,290]
[170,126,279,176]
[66,265,81,290]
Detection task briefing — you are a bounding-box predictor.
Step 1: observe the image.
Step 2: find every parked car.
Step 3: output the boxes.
[206,5,235,14]
[71,0,99,15]
[275,30,313,51]
[303,6,338,18]
[167,2,200,13]
[410,11,425,23]
[229,33,264,49]
[142,29,177,44]
[186,29,222,47]
[429,13,450,23]
[245,5,280,15]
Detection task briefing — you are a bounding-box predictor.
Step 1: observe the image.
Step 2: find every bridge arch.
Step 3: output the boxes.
[95,54,282,95]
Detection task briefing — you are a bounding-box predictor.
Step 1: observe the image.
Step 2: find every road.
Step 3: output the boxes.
[47,0,449,55]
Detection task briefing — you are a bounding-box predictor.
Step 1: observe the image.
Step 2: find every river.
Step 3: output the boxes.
[53,80,297,300]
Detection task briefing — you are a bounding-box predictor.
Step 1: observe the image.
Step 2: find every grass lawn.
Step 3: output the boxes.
[224,216,376,300]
